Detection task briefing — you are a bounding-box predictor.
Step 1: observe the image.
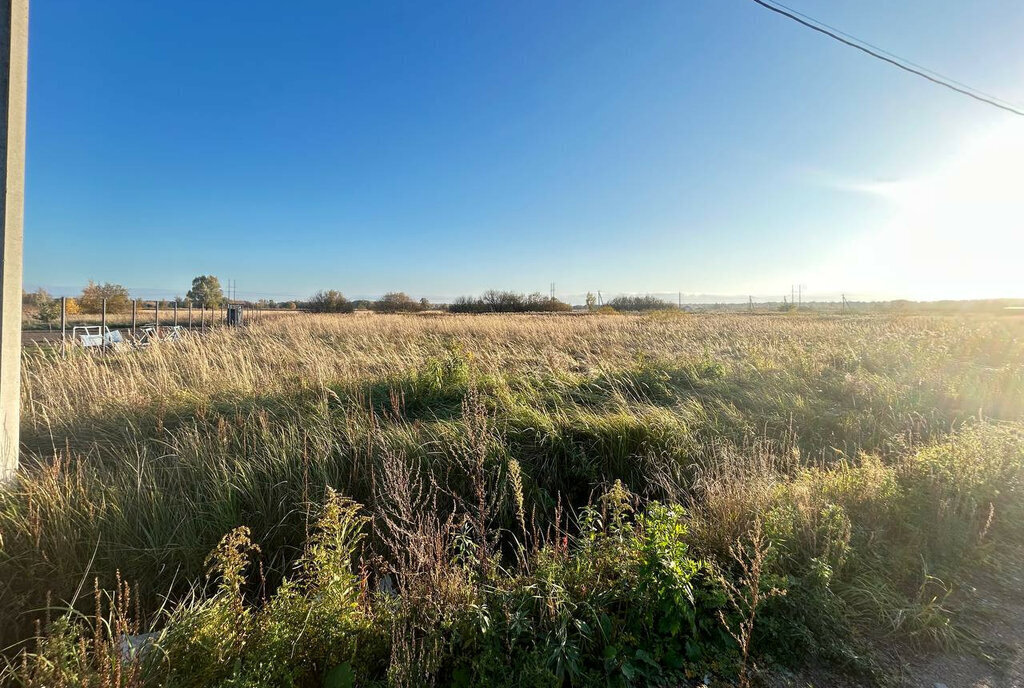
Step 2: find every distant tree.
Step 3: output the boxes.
[285,301,298,310]
[308,290,353,313]
[372,292,420,313]
[523,292,571,312]
[448,290,571,314]
[79,281,131,314]
[187,275,225,309]
[65,298,81,316]
[607,295,670,312]
[448,296,483,314]
[585,292,597,311]
[419,297,431,310]
[34,292,60,329]
[23,287,50,307]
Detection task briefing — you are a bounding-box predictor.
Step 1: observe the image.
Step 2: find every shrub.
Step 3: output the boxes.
[308,289,354,313]
[607,295,671,311]
[33,293,60,328]
[372,292,421,313]
[449,290,571,313]
[152,491,382,687]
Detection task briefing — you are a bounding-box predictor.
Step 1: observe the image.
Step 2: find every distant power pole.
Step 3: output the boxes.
[678,291,681,309]
[749,295,753,313]
[597,290,603,306]
[549,282,555,301]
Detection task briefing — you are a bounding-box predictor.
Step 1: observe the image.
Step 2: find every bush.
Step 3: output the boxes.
[449,290,571,313]
[607,295,671,311]
[308,290,354,313]
[372,292,421,313]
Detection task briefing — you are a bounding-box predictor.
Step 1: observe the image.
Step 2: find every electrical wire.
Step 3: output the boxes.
[750,0,1024,117]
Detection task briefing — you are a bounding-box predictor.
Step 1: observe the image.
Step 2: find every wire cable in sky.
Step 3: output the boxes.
[750,0,1024,117]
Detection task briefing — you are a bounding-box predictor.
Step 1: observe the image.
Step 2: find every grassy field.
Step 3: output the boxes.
[3,312,1024,686]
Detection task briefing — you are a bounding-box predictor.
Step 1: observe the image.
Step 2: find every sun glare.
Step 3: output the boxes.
[821,121,1024,300]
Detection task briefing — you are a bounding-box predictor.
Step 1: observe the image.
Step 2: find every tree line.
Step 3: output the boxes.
[22,275,682,326]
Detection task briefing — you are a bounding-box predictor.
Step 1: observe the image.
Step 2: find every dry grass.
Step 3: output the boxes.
[23,312,1024,436]
[4,311,1024,686]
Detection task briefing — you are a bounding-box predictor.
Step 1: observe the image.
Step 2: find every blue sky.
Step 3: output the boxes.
[24,1,1024,303]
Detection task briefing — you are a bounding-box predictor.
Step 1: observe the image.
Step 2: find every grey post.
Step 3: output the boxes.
[100,297,107,347]
[155,300,160,338]
[131,298,137,336]
[60,296,66,357]
[188,301,192,330]
[0,0,28,478]
[173,300,178,327]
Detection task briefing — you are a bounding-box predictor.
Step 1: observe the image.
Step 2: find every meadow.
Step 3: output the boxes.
[3,312,1024,686]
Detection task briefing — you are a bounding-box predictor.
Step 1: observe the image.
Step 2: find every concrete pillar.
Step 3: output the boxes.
[0,0,28,479]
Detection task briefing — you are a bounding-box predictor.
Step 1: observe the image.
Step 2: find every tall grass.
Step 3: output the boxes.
[3,313,1024,685]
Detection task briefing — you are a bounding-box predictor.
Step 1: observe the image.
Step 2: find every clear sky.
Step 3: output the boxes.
[23,1,1024,303]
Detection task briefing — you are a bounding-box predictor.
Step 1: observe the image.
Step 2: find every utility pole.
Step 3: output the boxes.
[0,0,28,479]
[749,295,753,313]
[678,291,681,309]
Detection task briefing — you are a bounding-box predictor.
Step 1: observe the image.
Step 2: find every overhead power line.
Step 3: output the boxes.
[750,0,1024,117]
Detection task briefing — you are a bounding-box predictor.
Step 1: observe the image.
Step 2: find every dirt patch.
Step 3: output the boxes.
[770,549,1024,688]
[905,563,1024,688]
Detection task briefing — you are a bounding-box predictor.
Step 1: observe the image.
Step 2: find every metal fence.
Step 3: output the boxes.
[38,298,274,355]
